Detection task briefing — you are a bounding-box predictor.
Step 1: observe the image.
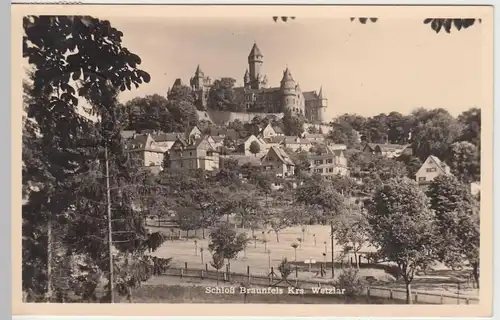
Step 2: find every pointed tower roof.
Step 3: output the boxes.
[248,42,263,58]
[244,69,249,77]
[195,64,203,76]
[281,67,295,83]
[318,86,324,99]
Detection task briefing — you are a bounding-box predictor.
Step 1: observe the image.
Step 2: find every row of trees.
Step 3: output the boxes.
[328,108,480,160]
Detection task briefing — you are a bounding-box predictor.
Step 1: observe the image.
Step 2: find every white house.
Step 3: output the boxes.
[415,155,452,189]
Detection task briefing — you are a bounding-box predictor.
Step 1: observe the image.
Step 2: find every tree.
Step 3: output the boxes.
[308,126,319,134]
[23,15,152,302]
[207,77,242,111]
[266,206,296,242]
[426,175,480,287]
[409,108,463,161]
[249,141,261,157]
[234,196,261,229]
[283,110,305,136]
[208,224,247,271]
[386,111,409,144]
[333,213,370,269]
[396,154,422,180]
[291,243,299,261]
[166,86,199,130]
[210,252,225,285]
[123,94,172,132]
[448,141,480,184]
[327,118,359,147]
[363,113,389,143]
[458,108,481,148]
[365,177,436,304]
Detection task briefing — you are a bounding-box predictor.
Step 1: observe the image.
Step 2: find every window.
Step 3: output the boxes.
[326,159,333,164]
[189,152,192,156]
[328,168,334,173]
[314,160,323,165]
[315,168,323,173]
[426,167,437,172]
[418,177,426,181]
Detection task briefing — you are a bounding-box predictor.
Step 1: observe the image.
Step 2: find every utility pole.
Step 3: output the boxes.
[330,221,334,279]
[105,144,114,303]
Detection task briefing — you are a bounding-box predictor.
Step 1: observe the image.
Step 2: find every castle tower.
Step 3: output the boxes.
[248,42,264,89]
[280,67,297,113]
[189,65,209,108]
[190,65,204,90]
[317,86,328,123]
[243,69,250,89]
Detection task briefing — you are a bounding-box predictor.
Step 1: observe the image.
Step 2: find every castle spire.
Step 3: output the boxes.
[318,86,324,99]
[195,64,203,76]
[248,42,263,59]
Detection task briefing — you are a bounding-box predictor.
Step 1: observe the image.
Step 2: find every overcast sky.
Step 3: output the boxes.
[86,16,485,120]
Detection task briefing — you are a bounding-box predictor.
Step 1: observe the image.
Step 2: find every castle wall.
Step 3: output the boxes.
[197,109,284,125]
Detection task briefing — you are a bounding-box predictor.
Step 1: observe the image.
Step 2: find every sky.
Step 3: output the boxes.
[70,16,487,121]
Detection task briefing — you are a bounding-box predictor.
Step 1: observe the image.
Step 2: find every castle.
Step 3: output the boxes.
[183,43,329,124]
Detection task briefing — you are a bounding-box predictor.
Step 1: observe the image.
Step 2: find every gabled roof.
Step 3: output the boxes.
[274,126,284,134]
[125,134,164,153]
[426,155,450,174]
[262,146,295,166]
[120,130,137,140]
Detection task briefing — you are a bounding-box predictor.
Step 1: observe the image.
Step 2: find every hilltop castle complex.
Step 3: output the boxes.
[179,43,329,124]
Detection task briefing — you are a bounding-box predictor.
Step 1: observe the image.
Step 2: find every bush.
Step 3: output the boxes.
[335,266,365,297]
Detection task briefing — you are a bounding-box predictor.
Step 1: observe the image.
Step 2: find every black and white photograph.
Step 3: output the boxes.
[16,4,493,315]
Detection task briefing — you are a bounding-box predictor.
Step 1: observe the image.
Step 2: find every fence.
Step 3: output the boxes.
[159,265,479,305]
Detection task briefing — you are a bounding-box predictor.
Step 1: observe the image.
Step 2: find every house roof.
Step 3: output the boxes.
[367,143,410,152]
[274,126,284,134]
[426,155,450,174]
[125,134,165,153]
[303,91,319,101]
[262,146,295,166]
[263,136,285,144]
[303,133,325,139]
[152,132,184,142]
[282,136,312,145]
[211,136,224,143]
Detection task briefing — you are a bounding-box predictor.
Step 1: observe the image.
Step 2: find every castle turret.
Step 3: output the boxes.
[280,67,297,113]
[248,42,264,89]
[243,69,250,88]
[317,86,328,123]
[190,65,205,90]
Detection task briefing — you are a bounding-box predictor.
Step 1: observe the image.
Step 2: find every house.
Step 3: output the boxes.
[186,126,202,140]
[308,144,349,176]
[151,132,184,150]
[363,143,412,159]
[168,136,220,171]
[302,133,325,143]
[260,146,296,177]
[210,136,225,149]
[206,127,239,140]
[124,133,167,172]
[415,155,452,189]
[258,123,284,139]
[281,136,313,152]
[240,134,268,156]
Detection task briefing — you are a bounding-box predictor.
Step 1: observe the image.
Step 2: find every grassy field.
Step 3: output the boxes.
[148,223,479,299]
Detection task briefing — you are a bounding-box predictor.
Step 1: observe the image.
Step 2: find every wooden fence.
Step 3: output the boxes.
[160,265,479,305]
